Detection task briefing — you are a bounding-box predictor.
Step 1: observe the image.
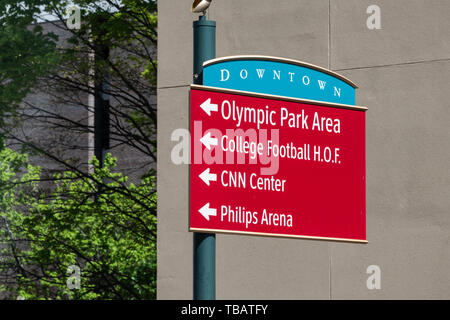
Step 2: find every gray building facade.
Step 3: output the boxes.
[157,0,450,299]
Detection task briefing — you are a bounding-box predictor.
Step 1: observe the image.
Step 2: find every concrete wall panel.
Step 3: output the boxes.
[216,235,330,300]
[158,0,450,299]
[157,86,193,299]
[330,60,450,299]
[331,0,450,70]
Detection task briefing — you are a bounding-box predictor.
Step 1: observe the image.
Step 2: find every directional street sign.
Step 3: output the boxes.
[189,84,367,243]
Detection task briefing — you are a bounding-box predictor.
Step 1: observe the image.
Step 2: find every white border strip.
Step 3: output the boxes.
[190,228,368,244]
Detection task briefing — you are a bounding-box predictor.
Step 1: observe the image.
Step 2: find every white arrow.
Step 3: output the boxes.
[199,203,217,221]
[200,132,218,150]
[200,98,218,116]
[199,168,217,186]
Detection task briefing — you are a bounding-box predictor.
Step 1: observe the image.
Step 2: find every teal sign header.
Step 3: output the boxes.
[203,56,357,105]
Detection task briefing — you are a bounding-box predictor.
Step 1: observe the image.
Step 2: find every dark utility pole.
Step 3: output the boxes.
[193,15,216,300]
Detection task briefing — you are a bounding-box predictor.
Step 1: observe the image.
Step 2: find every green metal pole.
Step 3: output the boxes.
[193,15,216,300]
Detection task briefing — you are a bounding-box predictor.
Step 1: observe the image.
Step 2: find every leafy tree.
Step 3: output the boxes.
[0,1,158,299]
[0,0,157,165]
[0,144,40,296]
[1,148,157,299]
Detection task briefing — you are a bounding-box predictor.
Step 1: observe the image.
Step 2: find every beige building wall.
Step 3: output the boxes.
[157,0,450,299]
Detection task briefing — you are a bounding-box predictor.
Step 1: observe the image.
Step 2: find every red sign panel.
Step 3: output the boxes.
[189,85,366,242]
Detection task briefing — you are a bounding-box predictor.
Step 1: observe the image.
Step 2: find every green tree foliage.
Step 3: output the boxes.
[0,0,158,299]
[0,144,40,295]
[1,147,156,299]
